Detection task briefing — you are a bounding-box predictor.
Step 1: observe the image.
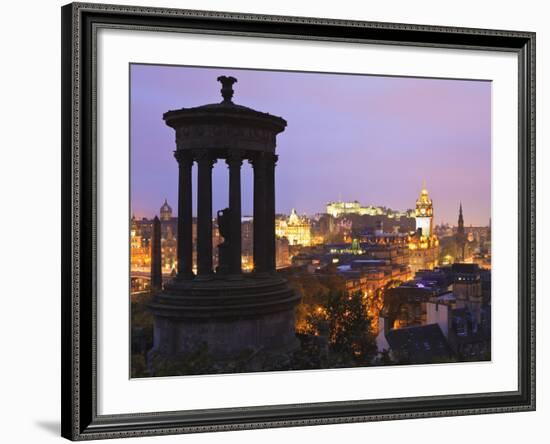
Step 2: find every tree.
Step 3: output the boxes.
[287,269,346,334]
[307,290,377,366]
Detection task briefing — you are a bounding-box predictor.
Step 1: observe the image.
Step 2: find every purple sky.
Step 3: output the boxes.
[130,64,491,226]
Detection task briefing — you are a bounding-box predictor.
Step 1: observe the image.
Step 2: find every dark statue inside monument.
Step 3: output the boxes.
[216,207,232,275]
[146,76,302,375]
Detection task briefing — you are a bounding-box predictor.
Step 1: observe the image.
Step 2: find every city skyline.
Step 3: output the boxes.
[133,197,487,229]
[131,64,491,226]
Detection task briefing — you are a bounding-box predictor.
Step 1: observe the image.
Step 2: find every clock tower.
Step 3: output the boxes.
[415,182,433,237]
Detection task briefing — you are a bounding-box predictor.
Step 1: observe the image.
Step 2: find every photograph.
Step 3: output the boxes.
[56,1,537,440]
[129,64,493,378]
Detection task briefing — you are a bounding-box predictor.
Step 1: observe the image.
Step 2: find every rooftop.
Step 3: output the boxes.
[386,324,452,364]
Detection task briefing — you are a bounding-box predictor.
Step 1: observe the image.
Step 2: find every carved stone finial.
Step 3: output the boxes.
[217,76,238,103]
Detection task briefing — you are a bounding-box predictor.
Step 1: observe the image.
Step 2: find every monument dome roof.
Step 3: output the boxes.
[163,76,287,132]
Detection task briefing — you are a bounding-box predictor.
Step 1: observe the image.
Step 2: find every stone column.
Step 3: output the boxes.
[151,216,162,291]
[266,154,278,272]
[196,151,216,279]
[251,153,268,274]
[227,151,243,275]
[174,150,194,280]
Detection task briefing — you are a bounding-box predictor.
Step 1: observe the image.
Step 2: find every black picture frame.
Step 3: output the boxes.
[61,2,536,440]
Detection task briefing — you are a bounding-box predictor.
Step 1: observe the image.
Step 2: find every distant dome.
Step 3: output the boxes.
[160,199,172,221]
[288,208,299,224]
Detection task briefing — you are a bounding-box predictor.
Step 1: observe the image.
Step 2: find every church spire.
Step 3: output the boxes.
[458,202,464,233]
[456,202,466,262]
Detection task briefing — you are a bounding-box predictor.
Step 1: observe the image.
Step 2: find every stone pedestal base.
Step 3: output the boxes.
[147,274,301,359]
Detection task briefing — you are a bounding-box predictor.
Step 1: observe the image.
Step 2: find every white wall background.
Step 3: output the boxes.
[0,0,546,442]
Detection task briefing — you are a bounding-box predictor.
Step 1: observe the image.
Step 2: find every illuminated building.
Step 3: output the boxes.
[241,216,254,272]
[415,182,433,237]
[302,225,414,333]
[161,224,177,274]
[408,183,439,273]
[326,200,373,217]
[130,215,141,250]
[276,208,312,246]
[451,205,492,266]
[326,200,413,219]
[241,216,290,270]
[130,200,180,273]
[159,198,172,221]
[130,215,151,270]
[337,218,353,243]
[131,208,285,276]
[212,220,220,270]
[276,236,291,268]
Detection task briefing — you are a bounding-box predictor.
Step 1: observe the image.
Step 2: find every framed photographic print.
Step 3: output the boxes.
[61,2,535,440]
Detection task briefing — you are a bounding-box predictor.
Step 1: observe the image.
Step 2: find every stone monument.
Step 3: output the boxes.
[148,76,300,361]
